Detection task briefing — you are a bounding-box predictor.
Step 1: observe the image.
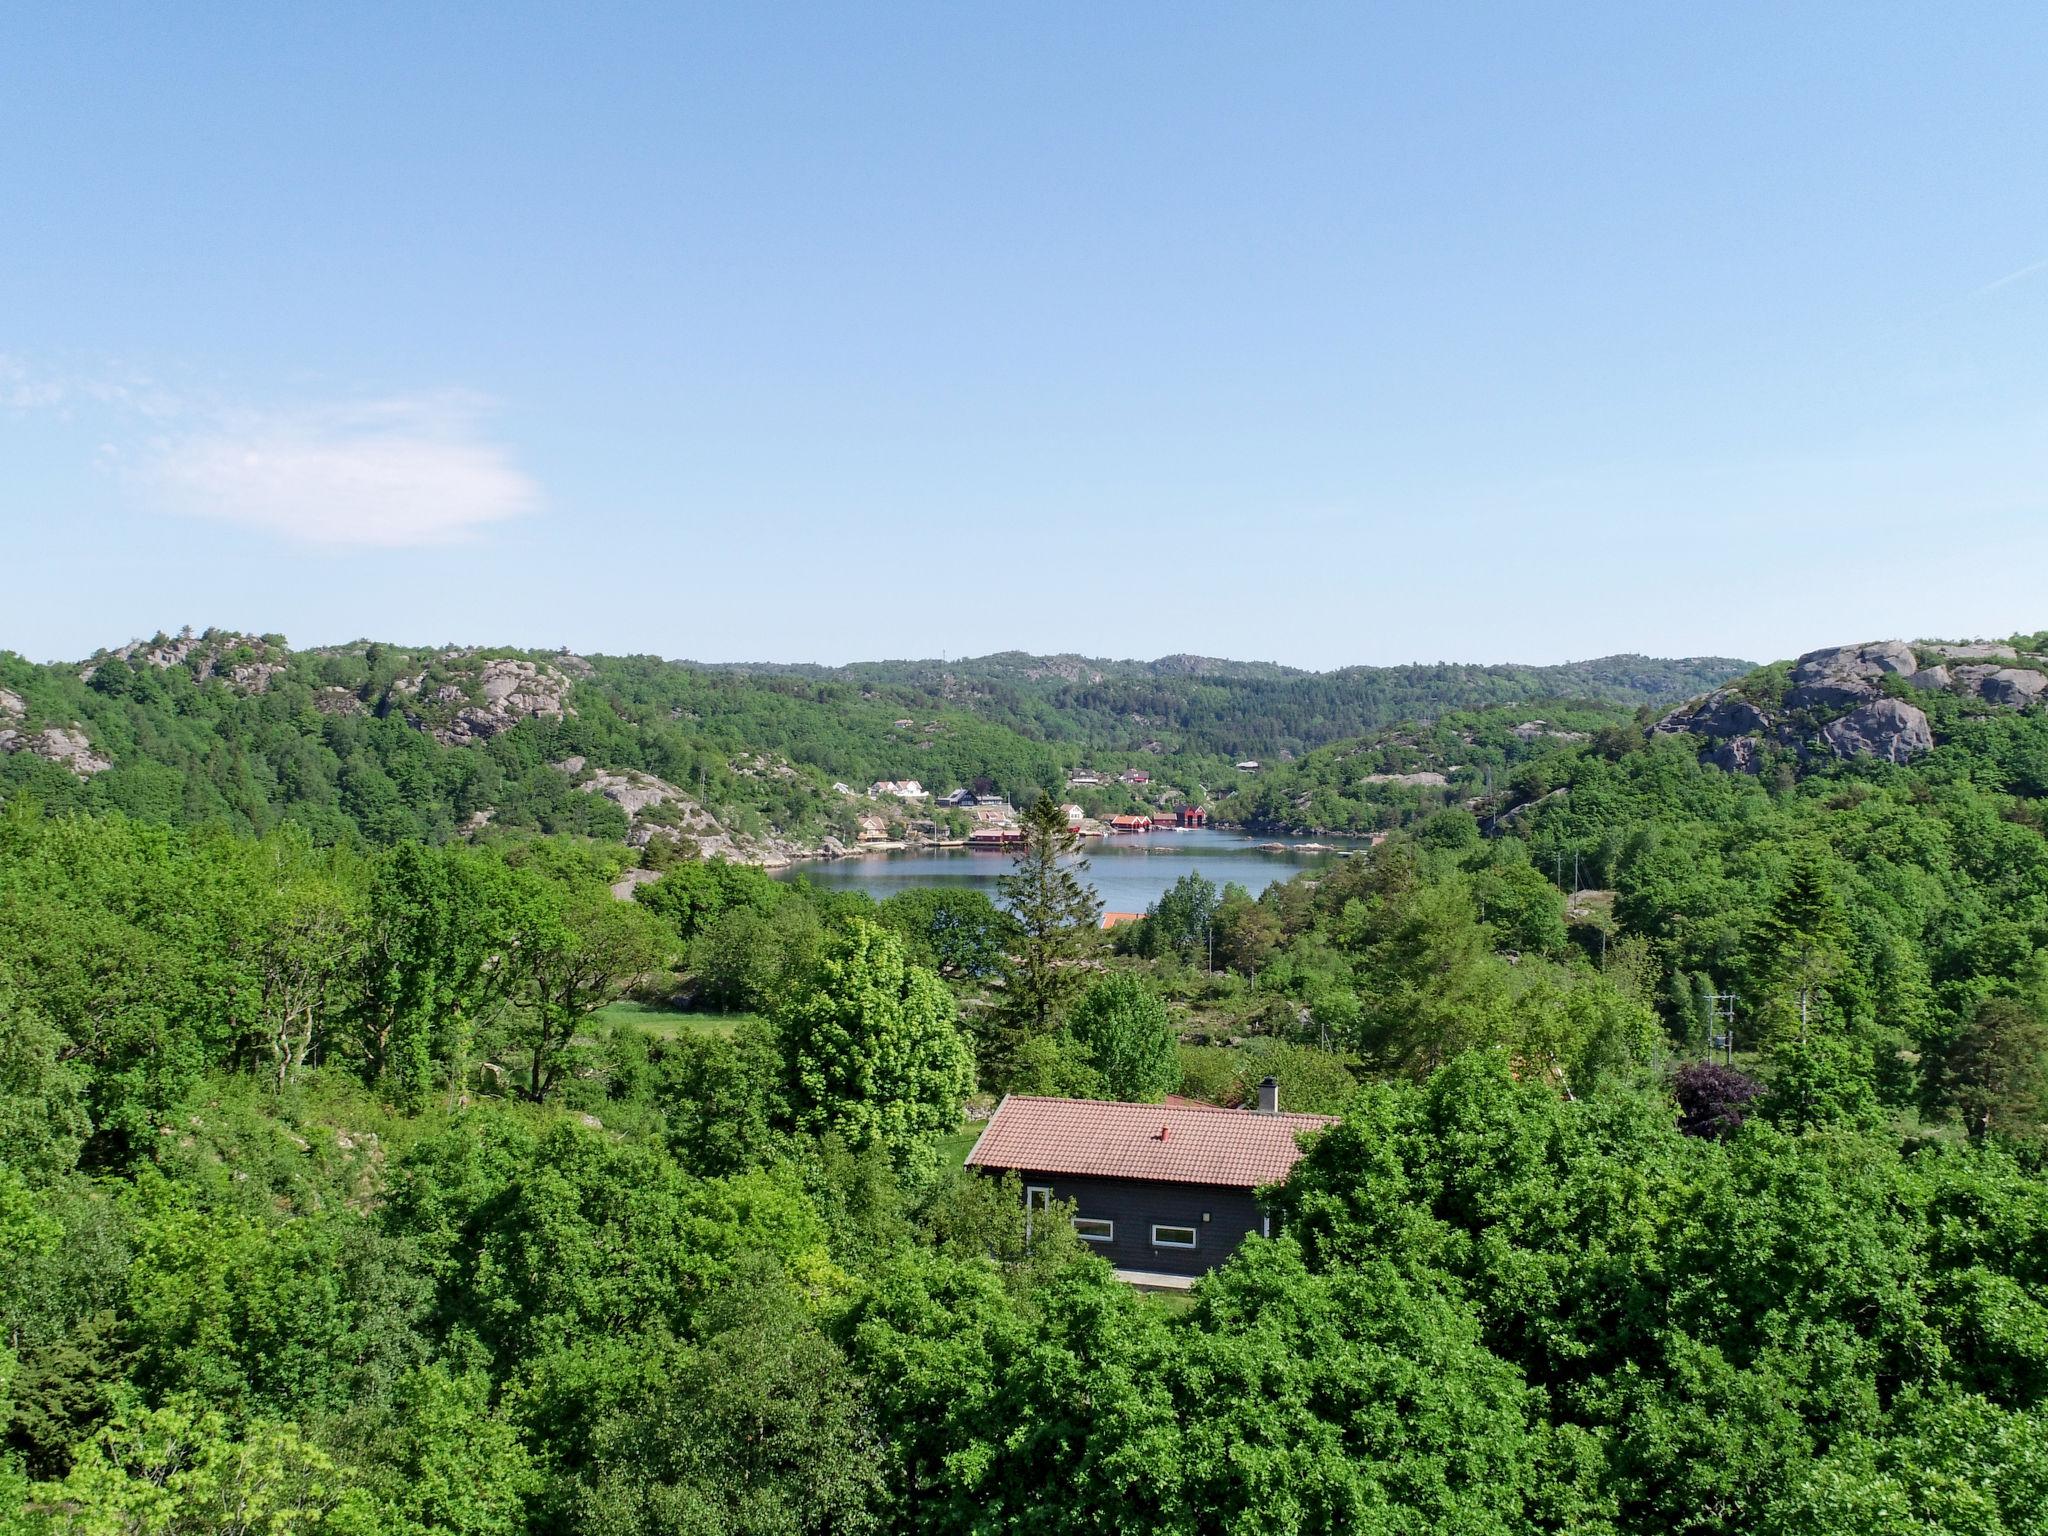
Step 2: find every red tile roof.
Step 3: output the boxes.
[966,1095,1336,1189]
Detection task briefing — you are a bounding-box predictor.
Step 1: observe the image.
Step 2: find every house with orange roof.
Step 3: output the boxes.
[965,1083,1336,1285]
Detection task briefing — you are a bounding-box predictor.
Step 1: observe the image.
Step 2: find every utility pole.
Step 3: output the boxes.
[1708,992,1740,1065]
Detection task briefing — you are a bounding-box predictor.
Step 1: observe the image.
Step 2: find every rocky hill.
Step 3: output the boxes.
[1655,639,2048,771]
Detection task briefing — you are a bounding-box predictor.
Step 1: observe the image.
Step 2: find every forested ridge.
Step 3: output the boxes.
[0,630,1746,854]
[6,632,2048,1533]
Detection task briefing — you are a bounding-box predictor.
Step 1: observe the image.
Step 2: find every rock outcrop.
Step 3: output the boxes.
[1654,689,1772,740]
[398,658,575,745]
[1783,641,1918,711]
[0,688,112,776]
[80,628,288,692]
[0,724,112,777]
[312,687,368,717]
[1818,699,1933,765]
[1932,643,2018,662]
[552,758,807,867]
[1951,666,2048,708]
[1705,736,1764,775]
[1658,637,2047,774]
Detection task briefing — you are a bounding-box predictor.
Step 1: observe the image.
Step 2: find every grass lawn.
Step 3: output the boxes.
[590,1000,762,1040]
[937,1121,984,1169]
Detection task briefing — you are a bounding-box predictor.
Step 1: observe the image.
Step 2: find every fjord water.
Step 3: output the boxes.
[773,828,1363,913]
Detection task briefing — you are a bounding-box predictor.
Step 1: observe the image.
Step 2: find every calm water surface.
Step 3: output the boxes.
[773,828,1365,913]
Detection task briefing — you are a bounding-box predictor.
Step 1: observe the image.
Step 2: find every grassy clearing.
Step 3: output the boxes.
[937,1122,984,1169]
[591,1000,762,1040]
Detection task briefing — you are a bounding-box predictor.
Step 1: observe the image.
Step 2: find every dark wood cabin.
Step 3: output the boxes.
[964,1082,1337,1282]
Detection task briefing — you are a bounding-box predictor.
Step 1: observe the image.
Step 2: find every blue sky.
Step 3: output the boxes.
[6,3,2048,668]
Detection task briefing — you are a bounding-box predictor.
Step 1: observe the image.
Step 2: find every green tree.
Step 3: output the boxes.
[356,844,516,1101]
[353,1368,539,1536]
[1939,996,2048,1142]
[876,888,1013,981]
[777,921,974,1180]
[990,797,1099,1079]
[1211,885,1282,976]
[29,1401,372,1534]
[689,902,822,1013]
[1064,975,1181,1102]
[575,1271,882,1536]
[1748,846,1851,1042]
[1344,870,1512,1075]
[503,884,667,1102]
[1148,872,1219,962]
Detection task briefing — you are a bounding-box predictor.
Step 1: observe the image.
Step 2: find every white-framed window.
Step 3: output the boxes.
[1025,1185,1053,1212]
[1072,1217,1114,1243]
[1151,1224,1198,1249]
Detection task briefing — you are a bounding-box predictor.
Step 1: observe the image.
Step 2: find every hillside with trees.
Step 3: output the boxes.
[6,630,2048,1533]
[0,630,1746,858]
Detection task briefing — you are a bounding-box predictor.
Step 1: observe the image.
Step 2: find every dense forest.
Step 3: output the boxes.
[723,649,1752,762]
[0,631,1745,856]
[5,632,2048,1533]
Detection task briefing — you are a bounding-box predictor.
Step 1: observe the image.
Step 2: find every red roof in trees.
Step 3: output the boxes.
[966,1095,1336,1189]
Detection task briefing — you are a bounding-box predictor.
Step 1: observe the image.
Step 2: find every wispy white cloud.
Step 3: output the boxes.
[5,355,539,548]
[0,353,68,410]
[1970,256,2048,300]
[139,395,541,548]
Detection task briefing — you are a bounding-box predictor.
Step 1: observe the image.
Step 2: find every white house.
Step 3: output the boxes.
[869,779,929,801]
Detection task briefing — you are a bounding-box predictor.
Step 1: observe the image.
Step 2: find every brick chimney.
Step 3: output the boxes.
[1255,1075,1280,1115]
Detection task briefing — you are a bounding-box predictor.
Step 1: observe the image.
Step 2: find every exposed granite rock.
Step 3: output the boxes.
[1655,689,1772,739]
[225,661,286,693]
[312,687,368,717]
[0,689,23,719]
[609,867,662,902]
[1908,666,1951,692]
[1818,699,1933,764]
[1932,643,2018,662]
[1706,736,1763,774]
[569,764,697,821]
[552,759,806,866]
[80,628,288,692]
[0,725,112,777]
[1820,640,1919,676]
[415,658,574,745]
[1361,770,1450,786]
[1951,666,2048,708]
[1511,720,1591,743]
[1784,641,1917,711]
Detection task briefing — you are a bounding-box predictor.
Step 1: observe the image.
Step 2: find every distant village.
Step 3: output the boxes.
[839,763,1239,853]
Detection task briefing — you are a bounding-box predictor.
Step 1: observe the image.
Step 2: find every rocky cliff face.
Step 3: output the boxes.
[0,690,111,776]
[1657,639,2048,772]
[80,627,290,693]
[551,757,813,868]
[389,656,575,745]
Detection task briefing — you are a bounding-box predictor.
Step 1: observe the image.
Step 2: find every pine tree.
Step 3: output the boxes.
[1942,997,2048,1141]
[989,796,1099,1083]
[1750,845,1850,1041]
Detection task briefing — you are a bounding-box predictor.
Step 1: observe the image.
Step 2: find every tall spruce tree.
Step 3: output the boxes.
[991,796,1100,1082]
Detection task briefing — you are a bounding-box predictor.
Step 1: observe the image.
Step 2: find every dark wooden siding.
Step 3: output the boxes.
[1003,1169,1270,1277]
